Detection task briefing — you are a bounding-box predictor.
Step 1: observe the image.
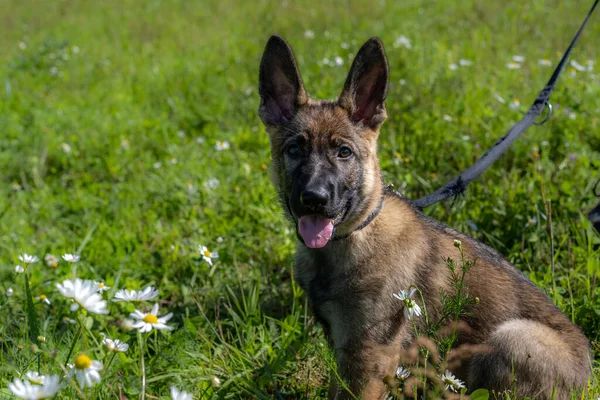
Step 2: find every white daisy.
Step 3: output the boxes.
[153,162,162,169]
[509,98,520,110]
[440,370,466,392]
[393,288,422,320]
[304,30,315,39]
[112,286,159,302]
[215,140,230,151]
[71,354,102,388]
[334,56,344,66]
[506,62,521,70]
[196,136,205,144]
[130,303,174,333]
[393,35,412,49]
[8,375,61,399]
[538,58,552,66]
[44,254,59,268]
[36,294,51,305]
[55,279,108,314]
[458,59,472,66]
[205,178,220,189]
[102,337,129,353]
[95,282,111,293]
[448,63,458,71]
[25,371,45,385]
[19,254,39,264]
[570,60,586,72]
[512,55,525,63]
[15,265,25,273]
[61,254,80,263]
[170,386,193,400]
[199,245,218,266]
[396,366,410,381]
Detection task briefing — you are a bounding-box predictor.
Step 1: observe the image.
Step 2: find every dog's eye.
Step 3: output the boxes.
[338,146,353,158]
[287,144,301,156]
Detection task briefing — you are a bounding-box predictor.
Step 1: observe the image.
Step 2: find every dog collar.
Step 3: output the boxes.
[331,191,386,242]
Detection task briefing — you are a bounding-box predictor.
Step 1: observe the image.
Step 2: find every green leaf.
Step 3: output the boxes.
[23,272,39,345]
[470,388,490,400]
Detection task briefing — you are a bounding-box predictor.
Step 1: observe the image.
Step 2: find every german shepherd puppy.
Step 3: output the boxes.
[258,35,592,399]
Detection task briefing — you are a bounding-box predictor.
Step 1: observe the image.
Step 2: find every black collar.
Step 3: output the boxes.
[331,192,386,242]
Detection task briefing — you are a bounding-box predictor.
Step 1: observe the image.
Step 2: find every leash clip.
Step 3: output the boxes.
[533,101,553,125]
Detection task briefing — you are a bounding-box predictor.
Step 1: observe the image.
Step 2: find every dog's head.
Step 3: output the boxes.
[258,35,389,248]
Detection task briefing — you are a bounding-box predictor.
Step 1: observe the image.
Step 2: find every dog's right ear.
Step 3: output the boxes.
[258,35,308,126]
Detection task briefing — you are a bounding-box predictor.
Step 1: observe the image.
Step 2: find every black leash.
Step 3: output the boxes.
[413,0,599,209]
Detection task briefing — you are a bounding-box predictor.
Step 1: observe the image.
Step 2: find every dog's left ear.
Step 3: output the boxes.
[339,37,389,129]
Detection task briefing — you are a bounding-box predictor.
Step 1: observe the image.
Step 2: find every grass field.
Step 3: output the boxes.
[1,0,600,398]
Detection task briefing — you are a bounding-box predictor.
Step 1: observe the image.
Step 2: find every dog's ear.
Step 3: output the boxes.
[258,35,308,126]
[339,37,389,129]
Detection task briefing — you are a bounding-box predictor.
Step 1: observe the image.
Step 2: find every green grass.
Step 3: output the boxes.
[1,0,599,398]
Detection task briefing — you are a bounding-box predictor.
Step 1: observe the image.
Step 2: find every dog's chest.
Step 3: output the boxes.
[294,247,394,349]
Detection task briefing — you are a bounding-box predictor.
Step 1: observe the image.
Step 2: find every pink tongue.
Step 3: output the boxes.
[299,216,334,248]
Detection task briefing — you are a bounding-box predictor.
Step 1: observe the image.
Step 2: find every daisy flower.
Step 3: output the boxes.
[506,62,521,70]
[304,30,315,40]
[393,35,412,49]
[55,279,108,314]
[396,366,410,381]
[538,58,552,66]
[440,370,466,392]
[103,337,129,353]
[15,265,25,273]
[215,140,230,151]
[199,245,218,266]
[8,375,61,399]
[170,386,193,400]
[62,254,80,263]
[44,254,59,268]
[96,282,111,293]
[130,303,173,333]
[509,98,520,110]
[512,55,525,63]
[112,286,159,302]
[71,354,102,388]
[393,288,422,320]
[36,294,51,305]
[19,254,39,264]
[25,371,45,385]
[205,178,220,189]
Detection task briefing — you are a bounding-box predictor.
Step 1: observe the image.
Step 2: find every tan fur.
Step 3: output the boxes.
[258,35,592,399]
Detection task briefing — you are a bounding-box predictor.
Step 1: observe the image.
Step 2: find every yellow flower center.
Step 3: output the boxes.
[203,249,211,258]
[39,295,47,301]
[143,314,158,324]
[74,354,92,370]
[99,283,105,289]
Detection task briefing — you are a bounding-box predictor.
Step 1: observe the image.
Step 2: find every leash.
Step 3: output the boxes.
[590,179,600,233]
[412,0,599,209]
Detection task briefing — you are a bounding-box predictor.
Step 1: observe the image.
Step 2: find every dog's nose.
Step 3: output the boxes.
[301,189,329,208]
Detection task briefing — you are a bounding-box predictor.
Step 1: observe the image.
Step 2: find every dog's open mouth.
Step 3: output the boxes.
[298,210,344,249]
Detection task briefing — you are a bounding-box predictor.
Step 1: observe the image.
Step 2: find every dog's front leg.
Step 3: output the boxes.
[329,340,400,400]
